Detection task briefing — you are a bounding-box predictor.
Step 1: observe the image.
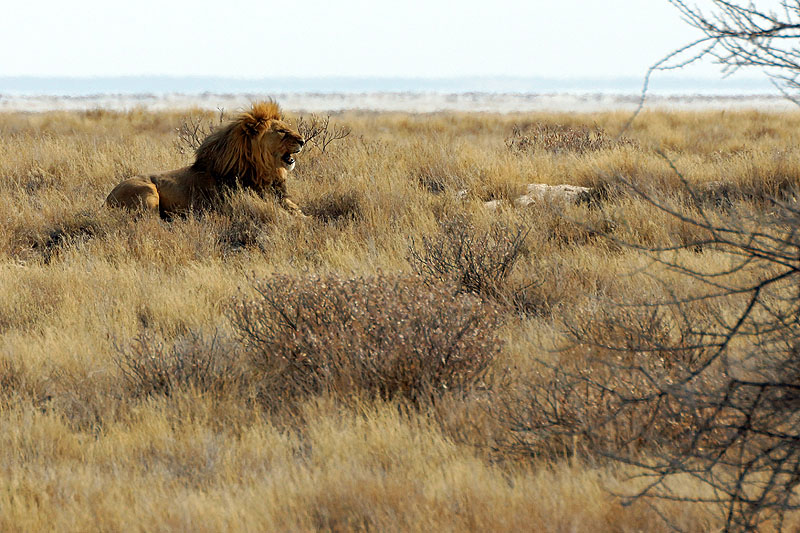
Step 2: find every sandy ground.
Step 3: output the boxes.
[0,92,797,113]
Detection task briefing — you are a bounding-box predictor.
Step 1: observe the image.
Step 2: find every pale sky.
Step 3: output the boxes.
[1,0,720,78]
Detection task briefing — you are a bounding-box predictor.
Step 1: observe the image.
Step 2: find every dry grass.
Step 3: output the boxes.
[0,106,799,531]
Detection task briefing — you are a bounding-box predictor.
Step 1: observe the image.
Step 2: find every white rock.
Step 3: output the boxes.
[514,184,593,207]
[482,184,594,211]
[484,199,503,211]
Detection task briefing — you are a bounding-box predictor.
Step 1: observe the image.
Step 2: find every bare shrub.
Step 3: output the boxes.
[114,330,252,399]
[495,300,721,458]
[175,108,226,155]
[408,219,537,313]
[229,273,503,405]
[499,176,800,530]
[506,123,638,155]
[296,114,352,153]
[655,1,800,100]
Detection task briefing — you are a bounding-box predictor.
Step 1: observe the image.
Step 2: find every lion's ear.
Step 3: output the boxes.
[241,114,268,137]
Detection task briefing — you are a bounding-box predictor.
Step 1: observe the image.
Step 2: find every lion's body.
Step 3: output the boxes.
[106,167,214,215]
[105,101,305,217]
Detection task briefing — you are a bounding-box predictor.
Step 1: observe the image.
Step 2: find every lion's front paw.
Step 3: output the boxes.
[282,199,308,218]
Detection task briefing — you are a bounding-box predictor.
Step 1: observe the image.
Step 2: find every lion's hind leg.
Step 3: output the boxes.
[105,178,160,214]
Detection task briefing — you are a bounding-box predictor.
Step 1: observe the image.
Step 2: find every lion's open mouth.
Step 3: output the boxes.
[281,146,302,166]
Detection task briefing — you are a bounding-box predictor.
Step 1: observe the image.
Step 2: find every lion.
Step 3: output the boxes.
[105,101,306,217]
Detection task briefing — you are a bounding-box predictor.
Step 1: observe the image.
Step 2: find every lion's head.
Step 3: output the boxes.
[192,101,304,189]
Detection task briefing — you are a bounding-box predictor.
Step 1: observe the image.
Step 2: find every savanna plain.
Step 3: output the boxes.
[1,105,798,532]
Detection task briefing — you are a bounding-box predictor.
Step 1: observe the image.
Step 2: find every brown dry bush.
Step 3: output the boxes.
[495,300,722,459]
[295,113,352,154]
[114,330,253,400]
[506,123,638,155]
[174,108,227,155]
[497,189,800,530]
[408,218,538,313]
[229,273,503,405]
